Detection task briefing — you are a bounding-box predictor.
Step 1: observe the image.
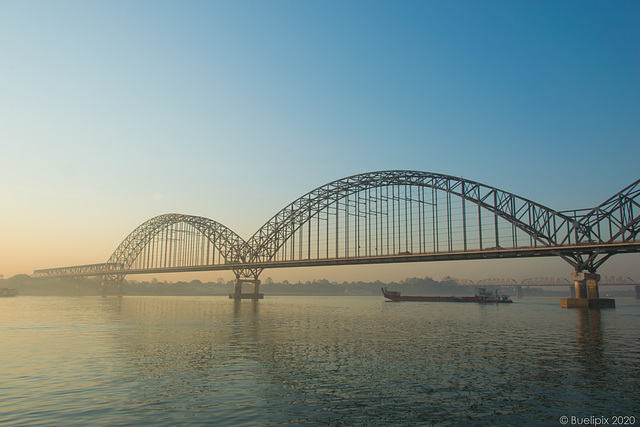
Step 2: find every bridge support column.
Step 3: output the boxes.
[586,273,600,300]
[229,278,263,300]
[572,272,589,299]
[635,285,640,300]
[515,286,523,299]
[101,279,124,297]
[561,272,615,309]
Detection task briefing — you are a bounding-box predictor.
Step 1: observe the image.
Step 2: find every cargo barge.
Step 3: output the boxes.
[0,288,18,297]
[382,287,512,303]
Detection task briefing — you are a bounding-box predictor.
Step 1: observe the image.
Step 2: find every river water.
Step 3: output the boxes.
[1,295,639,426]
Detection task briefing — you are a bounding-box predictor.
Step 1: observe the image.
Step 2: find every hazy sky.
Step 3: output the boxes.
[1,1,638,283]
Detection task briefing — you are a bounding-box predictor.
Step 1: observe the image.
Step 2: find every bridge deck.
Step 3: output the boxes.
[33,241,640,278]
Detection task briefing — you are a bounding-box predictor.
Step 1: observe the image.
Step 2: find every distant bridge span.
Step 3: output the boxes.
[475,276,638,287]
[34,171,640,293]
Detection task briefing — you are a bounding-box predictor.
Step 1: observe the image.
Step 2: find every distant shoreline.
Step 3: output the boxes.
[3,275,635,298]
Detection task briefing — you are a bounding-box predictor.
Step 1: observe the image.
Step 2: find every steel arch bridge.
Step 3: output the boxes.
[33,170,640,282]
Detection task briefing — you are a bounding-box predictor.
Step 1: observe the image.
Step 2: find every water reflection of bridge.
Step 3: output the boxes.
[33,171,640,306]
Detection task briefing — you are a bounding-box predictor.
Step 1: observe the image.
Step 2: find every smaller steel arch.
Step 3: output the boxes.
[107,213,250,272]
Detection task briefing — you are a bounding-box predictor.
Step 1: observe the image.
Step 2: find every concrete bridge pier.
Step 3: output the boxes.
[561,272,615,308]
[101,280,124,297]
[515,286,523,298]
[635,285,640,300]
[572,272,589,299]
[229,278,264,300]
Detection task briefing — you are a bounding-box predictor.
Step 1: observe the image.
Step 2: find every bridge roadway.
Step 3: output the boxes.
[34,241,640,278]
[32,170,640,305]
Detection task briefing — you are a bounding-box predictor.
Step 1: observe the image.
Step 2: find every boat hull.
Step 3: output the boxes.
[381,288,512,303]
[0,288,18,297]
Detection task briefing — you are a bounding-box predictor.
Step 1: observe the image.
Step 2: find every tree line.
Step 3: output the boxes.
[2,274,477,296]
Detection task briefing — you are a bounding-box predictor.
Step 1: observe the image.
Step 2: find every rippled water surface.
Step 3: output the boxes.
[1,295,639,425]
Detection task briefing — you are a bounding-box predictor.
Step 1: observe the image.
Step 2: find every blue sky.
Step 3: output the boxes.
[1,1,638,282]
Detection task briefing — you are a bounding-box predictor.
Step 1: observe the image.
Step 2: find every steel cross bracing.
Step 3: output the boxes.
[32,171,640,280]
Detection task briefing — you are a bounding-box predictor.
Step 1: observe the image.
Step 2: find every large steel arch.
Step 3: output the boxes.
[107,213,250,273]
[246,170,586,264]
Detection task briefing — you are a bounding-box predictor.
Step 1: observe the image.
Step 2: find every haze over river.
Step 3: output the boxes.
[1,295,639,425]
